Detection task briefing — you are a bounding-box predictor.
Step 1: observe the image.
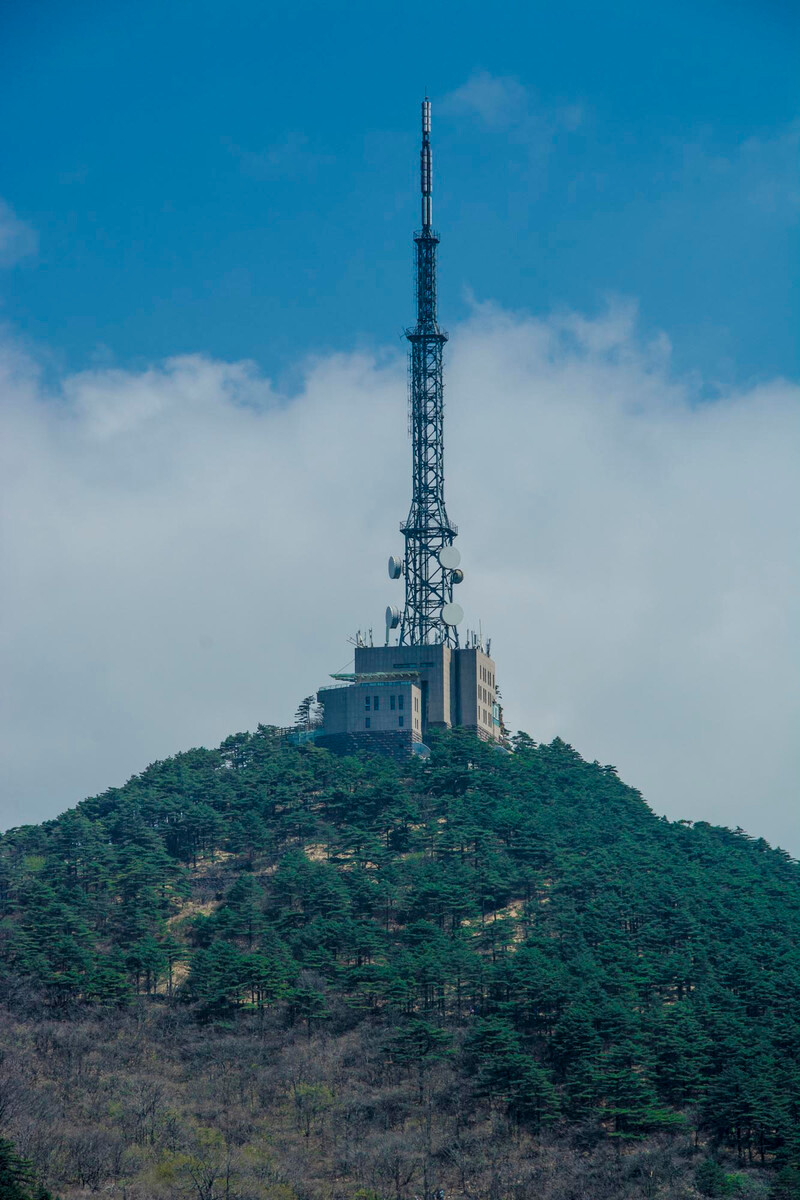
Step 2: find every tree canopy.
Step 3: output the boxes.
[1,726,798,1171]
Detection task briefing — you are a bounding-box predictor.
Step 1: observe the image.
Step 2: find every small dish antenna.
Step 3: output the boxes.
[438,546,461,570]
[442,602,464,626]
[388,555,403,580]
[452,568,464,585]
[385,606,402,629]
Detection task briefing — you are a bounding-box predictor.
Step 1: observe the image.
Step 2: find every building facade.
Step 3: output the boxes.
[316,641,502,756]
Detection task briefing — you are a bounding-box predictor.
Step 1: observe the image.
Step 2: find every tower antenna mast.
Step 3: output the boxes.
[314,99,503,754]
[399,98,459,646]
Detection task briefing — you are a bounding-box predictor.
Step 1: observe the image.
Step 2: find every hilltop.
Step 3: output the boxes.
[1,727,799,1200]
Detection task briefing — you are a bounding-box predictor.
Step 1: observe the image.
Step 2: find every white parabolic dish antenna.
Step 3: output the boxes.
[442,602,464,627]
[438,546,461,570]
[386,606,402,629]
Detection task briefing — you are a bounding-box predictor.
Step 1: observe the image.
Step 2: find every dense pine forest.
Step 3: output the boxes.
[1,727,799,1200]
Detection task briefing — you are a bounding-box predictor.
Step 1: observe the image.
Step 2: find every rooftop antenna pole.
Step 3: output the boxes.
[397,98,461,647]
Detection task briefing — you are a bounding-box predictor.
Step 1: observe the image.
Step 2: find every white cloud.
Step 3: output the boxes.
[703,120,800,216]
[0,199,37,267]
[662,119,800,221]
[441,70,584,141]
[441,71,529,129]
[1,304,798,853]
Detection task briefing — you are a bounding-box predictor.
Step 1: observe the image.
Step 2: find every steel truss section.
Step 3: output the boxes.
[399,217,459,647]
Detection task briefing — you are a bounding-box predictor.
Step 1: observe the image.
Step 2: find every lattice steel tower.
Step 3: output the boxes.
[315,99,502,753]
[389,98,462,647]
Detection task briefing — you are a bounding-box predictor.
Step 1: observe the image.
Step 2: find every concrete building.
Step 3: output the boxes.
[316,641,502,757]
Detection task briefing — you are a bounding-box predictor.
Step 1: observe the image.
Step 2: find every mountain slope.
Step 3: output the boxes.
[1,727,799,1198]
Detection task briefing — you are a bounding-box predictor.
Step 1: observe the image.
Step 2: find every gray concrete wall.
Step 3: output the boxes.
[454,647,501,740]
[319,643,501,749]
[318,678,422,741]
[354,644,453,729]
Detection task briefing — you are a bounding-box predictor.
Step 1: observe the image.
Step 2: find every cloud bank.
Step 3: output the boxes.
[1,303,798,851]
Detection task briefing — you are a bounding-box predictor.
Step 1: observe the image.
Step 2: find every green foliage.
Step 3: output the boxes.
[695,1159,743,1196]
[770,1168,800,1200]
[1,724,799,1168]
[0,1139,54,1200]
[466,1016,559,1127]
[386,1018,452,1064]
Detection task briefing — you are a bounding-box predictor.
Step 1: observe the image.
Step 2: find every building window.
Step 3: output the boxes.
[399,715,404,727]
[390,695,396,710]
[365,717,371,729]
[365,695,371,710]
[373,695,379,710]
[398,694,404,710]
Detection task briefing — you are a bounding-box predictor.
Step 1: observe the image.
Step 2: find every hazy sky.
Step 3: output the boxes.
[1,1,798,852]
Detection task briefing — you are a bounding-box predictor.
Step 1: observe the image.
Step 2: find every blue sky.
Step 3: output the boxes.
[1,0,797,387]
